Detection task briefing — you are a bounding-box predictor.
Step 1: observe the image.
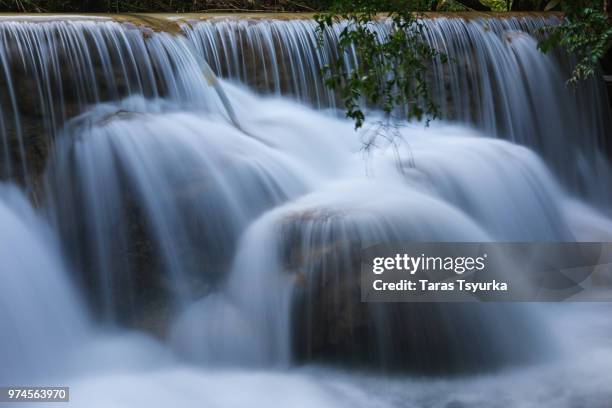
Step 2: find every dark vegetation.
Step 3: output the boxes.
[0,0,599,12]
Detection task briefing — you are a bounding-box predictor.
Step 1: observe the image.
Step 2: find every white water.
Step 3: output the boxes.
[37,83,612,403]
[4,93,612,404]
[22,311,612,408]
[0,183,86,383]
[183,16,612,202]
[0,15,611,408]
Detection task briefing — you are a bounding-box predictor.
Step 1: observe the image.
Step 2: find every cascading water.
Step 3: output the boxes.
[45,94,310,322]
[183,16,612,203]
[0,182,86,383]
[0,13,611,407]
[0,18,227,187]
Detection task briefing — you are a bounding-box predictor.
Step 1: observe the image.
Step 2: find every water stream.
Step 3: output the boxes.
[0,14,611,407]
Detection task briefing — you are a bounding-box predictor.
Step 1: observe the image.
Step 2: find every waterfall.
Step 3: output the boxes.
[183,16,612,201]
[45,94,310,323]
[0,19,226,187]
[0,182,86,383]
[1,17,610,196]
[169,105,578,370]
[0,13,611,404]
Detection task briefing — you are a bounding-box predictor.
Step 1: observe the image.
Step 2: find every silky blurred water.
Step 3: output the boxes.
[0,15,611,408]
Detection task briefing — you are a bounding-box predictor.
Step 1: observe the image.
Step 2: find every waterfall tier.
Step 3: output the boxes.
[0,14,610,380]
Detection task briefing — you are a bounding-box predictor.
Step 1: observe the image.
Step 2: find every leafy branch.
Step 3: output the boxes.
[539,0,612,85]
[315,0,446,129]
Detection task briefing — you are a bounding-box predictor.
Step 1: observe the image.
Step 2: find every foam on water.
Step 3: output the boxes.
[15,304,612,408]
[0,183,87,383]
[0,15,610,407]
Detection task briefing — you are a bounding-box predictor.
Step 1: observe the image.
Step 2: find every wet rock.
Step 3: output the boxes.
[279,209,545,374]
